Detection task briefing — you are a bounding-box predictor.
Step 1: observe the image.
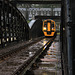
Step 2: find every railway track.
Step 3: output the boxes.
[0,37,55,75]
[0,37,44,61]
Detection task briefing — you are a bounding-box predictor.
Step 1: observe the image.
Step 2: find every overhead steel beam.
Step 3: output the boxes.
[35,16,61,20]
[14,1,61,4]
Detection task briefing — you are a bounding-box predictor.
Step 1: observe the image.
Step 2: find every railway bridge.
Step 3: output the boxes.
[0,0,75,75]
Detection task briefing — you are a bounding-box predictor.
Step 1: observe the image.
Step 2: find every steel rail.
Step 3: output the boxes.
[0,36,44,61]
[13,37,55,75]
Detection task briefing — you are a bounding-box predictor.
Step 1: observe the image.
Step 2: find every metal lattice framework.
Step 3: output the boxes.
[0,0,30,48]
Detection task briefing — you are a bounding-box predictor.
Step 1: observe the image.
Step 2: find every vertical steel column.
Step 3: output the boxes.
[66,22,72,75]
[0,1,2,47]
[26,4,29,20]
[11,8,14,42]
[7,0,11,43]
[0,1,4,47]
[70,0,75,75]
[60,0,64,75]
[2,0,7,47]
[51,5,53,16]
[66,0,72,75]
